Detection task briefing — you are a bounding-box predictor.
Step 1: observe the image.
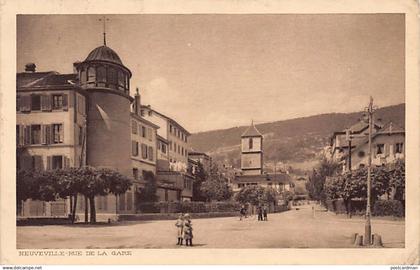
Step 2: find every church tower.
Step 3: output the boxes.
[241,121,263,175]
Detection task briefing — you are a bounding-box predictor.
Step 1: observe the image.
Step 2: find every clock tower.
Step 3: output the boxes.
[240,121,263,175]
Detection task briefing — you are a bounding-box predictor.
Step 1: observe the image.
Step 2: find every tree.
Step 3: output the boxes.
[235,185,278,206]
[388,160,405,202]
[306,157,341,202]
[192,162,208,201]
[200,163,232,202]
[136,170,158,203]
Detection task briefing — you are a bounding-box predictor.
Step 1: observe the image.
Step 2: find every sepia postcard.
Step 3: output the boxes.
[0,0,419,266]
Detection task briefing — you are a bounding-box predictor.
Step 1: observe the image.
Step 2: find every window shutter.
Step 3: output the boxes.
[46,95,52,111]
[60,124,64,143]
[47,156,52,170]
[148,146,154,161]
[62,94,68,111]
[131,141,137,156]
[41,125,47,144]
[24,126,31,145]
[63,156,70,168]
[18,125,24,146]
[68,92,74,108]
[21,96,30,112]
[33,156,43,171]
[45,125,52,144]
[41,95,48,111]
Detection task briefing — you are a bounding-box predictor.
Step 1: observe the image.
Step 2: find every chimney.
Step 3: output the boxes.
[134,87,141,115]
[25,63,36,72]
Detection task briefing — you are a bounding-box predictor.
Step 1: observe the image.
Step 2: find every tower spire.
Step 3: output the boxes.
[99,16,109,46]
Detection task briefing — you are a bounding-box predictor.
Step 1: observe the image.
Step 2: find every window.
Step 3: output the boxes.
[141,144,148,159]
[133,168,139,180]
[148,111,152,116]
[178,145,181,154]
[170,125,173,133]
[132,141,139,156]
[52,95,63,110]
[376,144,384,155]
[87,66,96,84]
[249,138,253,149]
[161,143,167,154]
[148,146,154,161]
[31,95,41,111]
[395,143,403,154]
[31,125,41,144]
[141,126,146,138]
[131,120,137,134]
[107,67,117,89]
[52,124,63,144]
[147,128,153,141]
[169,141,172,151]
[118,71,125,91]
[52,155,63,170]
[97,66,106,87]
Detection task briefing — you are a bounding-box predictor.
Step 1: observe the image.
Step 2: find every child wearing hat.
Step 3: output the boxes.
[175,213,184,245]
[183,214,193,246]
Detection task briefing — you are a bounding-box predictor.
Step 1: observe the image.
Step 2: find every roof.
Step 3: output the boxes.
[241,121,262,137]
[234,173,292,184]
[344,121,405,159]
[85,45,123,66]
[130,112,160,129]
[17,72,79,90]
[188,151,210,158]
[140,105,191,136]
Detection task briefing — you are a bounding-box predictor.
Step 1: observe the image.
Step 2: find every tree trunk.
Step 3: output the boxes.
[89,196,96,224]
[84,195,89,223]
[71,194,78,224]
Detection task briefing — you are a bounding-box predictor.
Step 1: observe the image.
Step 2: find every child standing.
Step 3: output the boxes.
[175,213,184,245]
[183,214,193,246]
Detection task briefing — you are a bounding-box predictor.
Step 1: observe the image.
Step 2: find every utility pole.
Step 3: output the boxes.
[345,129,352,171]
[364,96,375,245]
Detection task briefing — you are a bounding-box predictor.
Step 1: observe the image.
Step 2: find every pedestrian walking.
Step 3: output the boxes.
[175,213,184,245]
[263,205,268,221]
[257,205,263,221]
[183,214,193,246]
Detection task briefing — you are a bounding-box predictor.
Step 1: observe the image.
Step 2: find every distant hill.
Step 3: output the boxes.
[189,103,405,171]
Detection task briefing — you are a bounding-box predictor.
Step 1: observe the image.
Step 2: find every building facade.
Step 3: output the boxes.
[16,38,195,218]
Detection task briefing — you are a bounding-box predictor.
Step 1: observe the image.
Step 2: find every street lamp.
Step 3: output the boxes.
[363,96,377,246]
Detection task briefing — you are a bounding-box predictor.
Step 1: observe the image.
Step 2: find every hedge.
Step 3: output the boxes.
[373,200,404,217]
[325,199,404,217]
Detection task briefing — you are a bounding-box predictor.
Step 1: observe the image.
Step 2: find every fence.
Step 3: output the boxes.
[136,201,241,214]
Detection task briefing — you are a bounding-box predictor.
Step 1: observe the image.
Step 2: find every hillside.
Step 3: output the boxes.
[189,103,405,171]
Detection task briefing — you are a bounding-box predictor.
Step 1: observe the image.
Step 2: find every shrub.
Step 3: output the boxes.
[373,200,404,217]
[136,201,240,214]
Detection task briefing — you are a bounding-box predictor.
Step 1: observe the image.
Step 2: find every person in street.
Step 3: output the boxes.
[257,205,263,221]
[263,205,268,221]
[175,213,184,245]
[183,213,193,246]
[239,205,246,221]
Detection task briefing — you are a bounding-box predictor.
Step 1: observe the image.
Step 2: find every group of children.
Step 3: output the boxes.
[175,213,193,246]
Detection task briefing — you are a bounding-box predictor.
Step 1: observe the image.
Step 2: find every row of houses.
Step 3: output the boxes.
[16,42,212,220]
[330,119,405,172]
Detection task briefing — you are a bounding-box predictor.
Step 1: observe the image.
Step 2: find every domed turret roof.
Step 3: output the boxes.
[84,45,123,65]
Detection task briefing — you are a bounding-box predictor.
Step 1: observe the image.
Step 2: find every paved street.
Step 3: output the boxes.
[17,204,404,249]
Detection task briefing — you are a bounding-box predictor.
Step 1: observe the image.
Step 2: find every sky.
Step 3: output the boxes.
[17,14,405,133]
